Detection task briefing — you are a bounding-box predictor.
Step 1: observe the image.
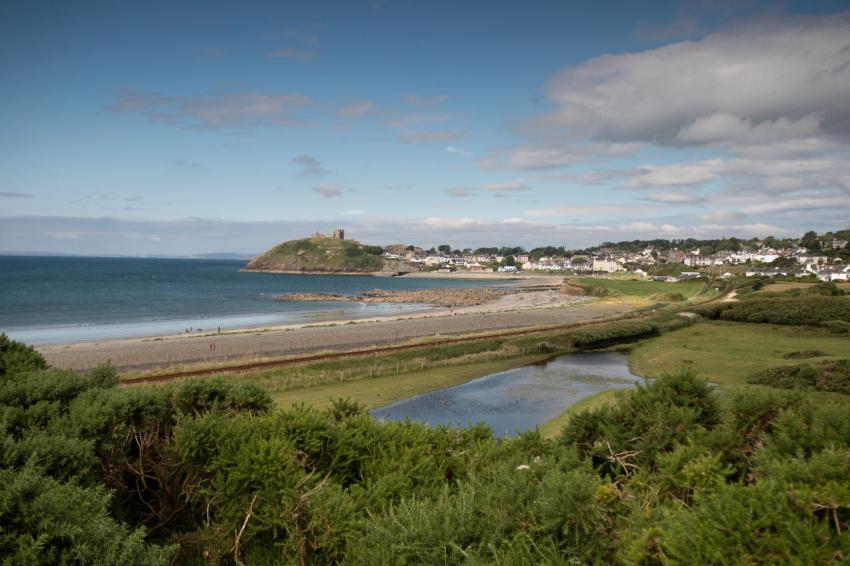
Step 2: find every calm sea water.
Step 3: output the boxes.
[0,256,499,345]
[371,352,643,437]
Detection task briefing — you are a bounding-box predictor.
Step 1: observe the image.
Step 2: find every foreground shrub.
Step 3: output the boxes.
[1,336,848,563]
[560,371,720,474]
[0,465,175,564]
[620,479,850,564]
[0,333,47,376]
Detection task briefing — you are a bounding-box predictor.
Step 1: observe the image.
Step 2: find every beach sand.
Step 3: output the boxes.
[39,288,628,373]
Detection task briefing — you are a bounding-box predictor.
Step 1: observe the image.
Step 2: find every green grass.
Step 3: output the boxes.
[537,389,622,439]
[540,319,850,439]
[270,355,550,411]
[628,321,850,401]
[573,277,707,299]
[246,236,384,272]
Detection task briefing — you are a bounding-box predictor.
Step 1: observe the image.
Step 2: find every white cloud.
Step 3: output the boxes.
[445,181,531,198]
[401,94,448,108]
[740,195,850,215]
[525,202,660,218]
[478,143,640,170]
[340,209,364,215]
[0,215,814,255]
[641,191,706,204]
[701,210,746,222]
[312,185,343,198]
[676,113,822,145]
[445,146,471,156]
[625,160,722,188]
[336,100,379,118]
[542,12,850,144]
[397,130,466,144]
[267,48,314,60]
[107,89,311,130]
[292,154,327,176]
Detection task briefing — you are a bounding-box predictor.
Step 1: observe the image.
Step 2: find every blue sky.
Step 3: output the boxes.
[2,0,849,254]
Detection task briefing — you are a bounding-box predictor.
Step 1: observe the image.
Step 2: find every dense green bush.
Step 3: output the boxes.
[783,350,828,359]
[0,333,47,376]
[0,465,176,564]
[748,359,850,394]
[1,336,848,564]
[568,314,694,350]
[570,321,659,349]
[807,281,846,296]
[692,295,850,325]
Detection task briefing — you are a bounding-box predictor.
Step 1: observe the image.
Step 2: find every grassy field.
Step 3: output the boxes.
[537,389,622,439]
[573,277,708,299]
[270,354,550,411]
[629,321,850,400]
[539,319,850,437]
[757,281,850,293]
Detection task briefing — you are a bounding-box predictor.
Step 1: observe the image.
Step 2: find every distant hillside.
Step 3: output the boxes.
[244,236,415,274]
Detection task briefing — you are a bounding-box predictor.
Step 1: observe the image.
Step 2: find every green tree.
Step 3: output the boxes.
[801,230,820,251]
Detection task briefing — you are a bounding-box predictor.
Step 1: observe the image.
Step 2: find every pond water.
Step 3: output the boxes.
[370,352,644,437]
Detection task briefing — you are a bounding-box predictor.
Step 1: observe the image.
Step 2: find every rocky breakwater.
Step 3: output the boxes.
[276,284,564,308]
[276,286,524,308]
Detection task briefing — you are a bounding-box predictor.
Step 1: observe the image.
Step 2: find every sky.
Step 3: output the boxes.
[1,0,850,255]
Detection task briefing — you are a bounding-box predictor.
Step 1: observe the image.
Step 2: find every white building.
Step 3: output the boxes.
[592,257,624,273]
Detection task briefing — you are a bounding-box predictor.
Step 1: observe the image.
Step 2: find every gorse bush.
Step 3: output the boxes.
[748,359,850,394]
[693,295,850,325]
[1,336,848,564]
[570,320,659,349]
[568,314,694,350]
[0,333,46,376]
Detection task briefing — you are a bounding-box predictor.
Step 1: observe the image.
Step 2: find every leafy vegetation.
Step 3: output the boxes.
[244,236,386,273]
[783,350,829,359]
[2,328,849,564]
[570,314,695,350]
[748,359,850,394]
[693,295,850,326]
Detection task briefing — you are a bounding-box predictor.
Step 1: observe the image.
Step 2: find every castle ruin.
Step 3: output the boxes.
[313,228,345,240]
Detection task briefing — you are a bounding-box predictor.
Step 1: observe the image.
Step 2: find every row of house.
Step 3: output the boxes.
[383,243,847,280]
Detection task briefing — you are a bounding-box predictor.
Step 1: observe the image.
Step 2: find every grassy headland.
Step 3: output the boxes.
[243,235,401,273]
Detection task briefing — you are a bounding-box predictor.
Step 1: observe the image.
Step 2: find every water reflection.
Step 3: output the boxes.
[371,352,643,437]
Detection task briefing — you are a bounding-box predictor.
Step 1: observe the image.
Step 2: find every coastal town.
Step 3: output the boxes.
[378,230,850,283]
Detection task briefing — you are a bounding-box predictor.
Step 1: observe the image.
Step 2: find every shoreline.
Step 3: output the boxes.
[29,276,561,347]
[38,292,627,373]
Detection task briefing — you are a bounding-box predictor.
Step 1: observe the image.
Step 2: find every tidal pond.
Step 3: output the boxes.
[371,352,644,437]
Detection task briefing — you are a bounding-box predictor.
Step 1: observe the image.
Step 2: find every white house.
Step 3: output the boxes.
[592,257,623,273]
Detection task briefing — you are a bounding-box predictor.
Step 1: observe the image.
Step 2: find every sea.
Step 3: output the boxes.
[0,256,499,345]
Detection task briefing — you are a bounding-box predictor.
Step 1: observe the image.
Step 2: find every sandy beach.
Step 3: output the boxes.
[39,283,628,372]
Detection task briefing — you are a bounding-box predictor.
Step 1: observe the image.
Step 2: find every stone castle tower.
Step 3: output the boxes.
[332,228,345,240]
